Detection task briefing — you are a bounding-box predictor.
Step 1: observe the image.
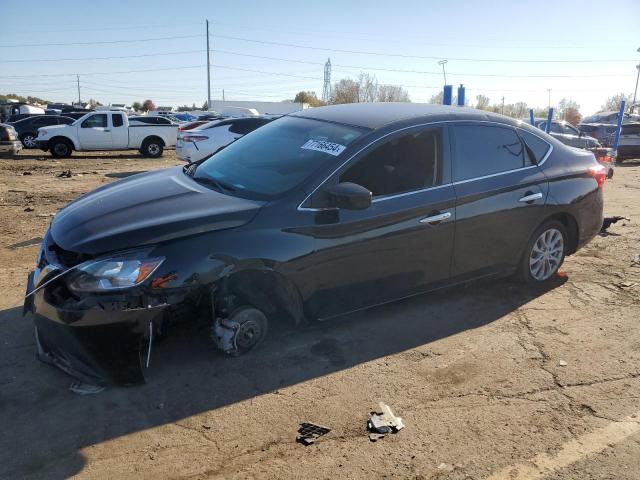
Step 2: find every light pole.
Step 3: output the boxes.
[632,47,640,113]
[438,60,448,85]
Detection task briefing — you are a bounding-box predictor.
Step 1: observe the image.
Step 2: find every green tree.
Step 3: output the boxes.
[293,91,324,107]
[131,101,142,112]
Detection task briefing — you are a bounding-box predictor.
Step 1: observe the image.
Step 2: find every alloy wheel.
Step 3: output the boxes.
[23,135,36,148]
[529,228,564,281]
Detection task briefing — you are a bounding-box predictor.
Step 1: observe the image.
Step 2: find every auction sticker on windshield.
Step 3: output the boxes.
[301,139,346,156]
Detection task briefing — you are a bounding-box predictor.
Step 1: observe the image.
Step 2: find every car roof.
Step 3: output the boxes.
[291,103,526,130]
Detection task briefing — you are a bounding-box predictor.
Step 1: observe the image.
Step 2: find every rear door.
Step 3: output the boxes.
[307,124,456,318]
[77,113,112,149]
[451,123,549,279]
[110,113,129,148]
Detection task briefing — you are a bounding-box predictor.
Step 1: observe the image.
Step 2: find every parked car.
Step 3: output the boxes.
[0,123,22,156]
[616,123,640,161]
[176,116,275,163]
[0,101,45,123]
[582,111,640,124]
[10,115,75,148]
[35,110,178,158]
[173,113,198,122]
[24,103,606,386]
[578,123,618,147]
[529,119,600,149]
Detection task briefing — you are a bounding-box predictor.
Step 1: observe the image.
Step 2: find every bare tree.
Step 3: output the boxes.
[330,73,410,104]
[600,93,630,112]
[330,78,360,104]
[564,107,582,126]
[429,92,443,104]
[377,84,410,102]
[293,91,324,107]
[557,98,580,121]
[475,94,490,110]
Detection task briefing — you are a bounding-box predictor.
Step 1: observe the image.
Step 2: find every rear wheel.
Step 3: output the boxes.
[519,220,567,285]
[141,138,163,158]
[20,133,37,148]
[50,139,72,158]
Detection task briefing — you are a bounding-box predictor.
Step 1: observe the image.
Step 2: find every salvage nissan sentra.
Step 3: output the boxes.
[24,103,605,386]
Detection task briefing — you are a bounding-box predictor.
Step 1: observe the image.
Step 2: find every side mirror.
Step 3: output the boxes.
[326,182,372,210]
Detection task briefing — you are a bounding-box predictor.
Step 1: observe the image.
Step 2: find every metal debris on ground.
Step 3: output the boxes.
[367,402,405,441]
[296,422,331,446]
[69,381,106,395]
[600,216,630,235]
[23,207,34,212]
[57,169,73,178]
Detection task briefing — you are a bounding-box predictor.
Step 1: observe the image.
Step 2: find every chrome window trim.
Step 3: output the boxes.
[297,119,553,212]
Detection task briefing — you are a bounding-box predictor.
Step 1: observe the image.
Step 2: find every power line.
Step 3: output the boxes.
[213,34,637,63]
[2,64,206,78]
[0,49,205,63]
[0,34,205,48]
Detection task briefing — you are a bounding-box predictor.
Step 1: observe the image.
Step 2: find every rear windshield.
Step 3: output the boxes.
[192,116,365,199]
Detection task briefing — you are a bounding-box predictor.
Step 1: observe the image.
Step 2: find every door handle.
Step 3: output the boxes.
[518,192,543,203]
[103,129,111,132]
[420,211,451,224]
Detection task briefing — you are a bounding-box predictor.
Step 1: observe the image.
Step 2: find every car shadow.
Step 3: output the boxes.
[13,153,156,161]
[0,276,566,478]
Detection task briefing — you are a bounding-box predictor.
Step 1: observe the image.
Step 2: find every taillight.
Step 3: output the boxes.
[588,165,606,188]
[182,135,208,143]
[597,154,614,163]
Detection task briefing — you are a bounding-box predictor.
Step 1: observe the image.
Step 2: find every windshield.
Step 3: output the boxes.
[191,116,365,199]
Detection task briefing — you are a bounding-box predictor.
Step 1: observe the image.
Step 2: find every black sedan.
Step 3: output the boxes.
[10,115,74,148]
[24,103,605,387]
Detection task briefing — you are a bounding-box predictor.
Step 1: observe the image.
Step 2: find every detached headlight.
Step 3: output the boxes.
[68,256,164,292]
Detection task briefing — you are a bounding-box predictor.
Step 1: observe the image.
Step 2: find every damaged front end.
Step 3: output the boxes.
[24,232,173,386]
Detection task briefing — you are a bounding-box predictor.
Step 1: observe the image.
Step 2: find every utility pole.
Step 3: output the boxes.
[76,75,81,104]
[547,88,551,110]
[501,96,505,115]
[206,19,211,110]
[222,89,225,101]
[632,63,640,113]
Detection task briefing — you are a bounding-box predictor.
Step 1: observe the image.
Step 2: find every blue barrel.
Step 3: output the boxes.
[457,85,465,106]
[443,85,453,105]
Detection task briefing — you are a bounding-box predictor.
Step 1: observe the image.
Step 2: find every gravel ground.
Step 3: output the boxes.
[0,149,639,479]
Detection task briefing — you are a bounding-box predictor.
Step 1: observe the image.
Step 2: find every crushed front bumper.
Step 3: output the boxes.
[25,271,167,386]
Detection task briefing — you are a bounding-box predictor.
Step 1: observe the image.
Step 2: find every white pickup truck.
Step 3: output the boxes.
[35,110,178,158]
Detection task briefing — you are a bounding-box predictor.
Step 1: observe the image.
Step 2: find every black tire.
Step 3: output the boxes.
[141,138,163,158]
[50,138,72,158]
[20,133,37,149]
[607,168,614,179]
[228,307,268,355]
[518,220,568,286]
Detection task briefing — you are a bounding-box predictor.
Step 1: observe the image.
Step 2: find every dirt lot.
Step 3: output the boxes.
[0,149,639,479]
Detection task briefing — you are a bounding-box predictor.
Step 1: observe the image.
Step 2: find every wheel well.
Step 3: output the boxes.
[20,132,35,138]
[48,136,74,149]
[544,213,579,255]
[143,136,165,147]
[213,269,305,329]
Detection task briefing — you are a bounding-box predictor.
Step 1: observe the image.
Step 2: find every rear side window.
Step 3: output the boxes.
[453,125,525,181]
[58,117,74,125]
[340,127,443,197]
[519,130,551,165]
[33,117,57,126]
[81,114,107,128]
[112,114,124,127]
[622,124,640,135]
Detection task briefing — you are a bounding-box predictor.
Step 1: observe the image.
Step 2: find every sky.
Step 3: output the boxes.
[1,0,639,116]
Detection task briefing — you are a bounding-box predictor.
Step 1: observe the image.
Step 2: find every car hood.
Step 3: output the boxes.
[50,166,265,254]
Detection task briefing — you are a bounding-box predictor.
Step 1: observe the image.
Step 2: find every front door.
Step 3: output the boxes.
[450,123,549,279]
[77,113,112,149]
[306,124,456,319]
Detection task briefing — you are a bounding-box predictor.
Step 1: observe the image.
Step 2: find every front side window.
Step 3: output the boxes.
[81,114,107,128]
[453,125,525,181]
[340,127,443,197]
[192,116,364,199]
